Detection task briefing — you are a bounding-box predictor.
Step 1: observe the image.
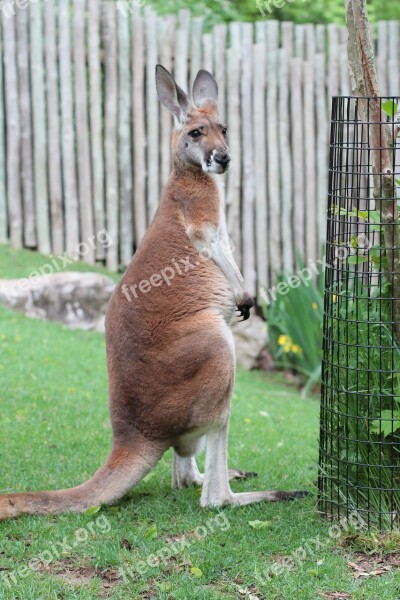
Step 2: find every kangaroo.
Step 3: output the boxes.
[0,66,307,520]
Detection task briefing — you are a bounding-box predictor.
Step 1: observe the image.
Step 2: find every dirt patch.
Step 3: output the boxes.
[322,594,351,599]
[38,558,122,594]
[347,552,400,579]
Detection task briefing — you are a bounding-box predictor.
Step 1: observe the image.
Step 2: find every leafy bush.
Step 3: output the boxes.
[322,279,400,526]
[263,267,323,396]
[147,0,400,28]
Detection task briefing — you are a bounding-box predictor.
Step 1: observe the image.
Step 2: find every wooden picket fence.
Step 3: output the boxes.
[0,2,399,296]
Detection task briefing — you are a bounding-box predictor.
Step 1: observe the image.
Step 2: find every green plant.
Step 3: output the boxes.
[322,278,400,526]
[263,264,323,396]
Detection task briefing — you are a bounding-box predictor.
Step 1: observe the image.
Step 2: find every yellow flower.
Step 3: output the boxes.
[284,343,292,353]
[312,302,318,310]
[291,344,302,354]
[278,335,291,346]
[332,294,337,303]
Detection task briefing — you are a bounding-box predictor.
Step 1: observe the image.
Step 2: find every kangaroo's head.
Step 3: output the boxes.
[156,65,230,175]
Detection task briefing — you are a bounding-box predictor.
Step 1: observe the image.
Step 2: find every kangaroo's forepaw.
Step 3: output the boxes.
[236,297,254,321]
[228,469,257,481]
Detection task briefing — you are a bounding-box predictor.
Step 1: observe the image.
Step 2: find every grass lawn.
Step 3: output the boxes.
[1,246,400,599]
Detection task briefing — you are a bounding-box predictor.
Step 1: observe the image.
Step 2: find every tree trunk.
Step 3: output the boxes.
[345,0,400,342]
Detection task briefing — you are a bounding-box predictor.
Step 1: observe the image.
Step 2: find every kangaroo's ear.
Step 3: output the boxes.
[155,65,191,126]
[192,69,218,108]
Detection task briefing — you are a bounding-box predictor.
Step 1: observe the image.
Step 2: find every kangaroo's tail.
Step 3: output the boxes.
[0,432,165,520]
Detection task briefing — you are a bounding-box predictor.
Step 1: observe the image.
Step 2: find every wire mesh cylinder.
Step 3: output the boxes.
[319,96,400,530]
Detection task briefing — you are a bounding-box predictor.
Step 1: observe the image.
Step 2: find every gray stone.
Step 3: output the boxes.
[231,314,267,370]
[0,272,116,331]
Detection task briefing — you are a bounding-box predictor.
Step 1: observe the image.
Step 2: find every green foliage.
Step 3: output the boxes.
[263,263,323,396]
[147,0,400,28]
[322,281,400,527]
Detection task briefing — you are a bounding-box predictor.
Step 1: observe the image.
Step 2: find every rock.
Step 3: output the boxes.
[0,272,115,331]
[231,314,267,370]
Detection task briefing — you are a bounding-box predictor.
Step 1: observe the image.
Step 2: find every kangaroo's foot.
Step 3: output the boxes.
[202,489,310,508]
[199,424,310,508]
[172,456,257,489]
[228,469,257,481]
[172,455,204,488]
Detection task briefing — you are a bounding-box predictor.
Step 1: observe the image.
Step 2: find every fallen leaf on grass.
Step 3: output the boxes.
[347,553,394,579]
[233,582,263,599]
[322,593,351,599]
[144,525,158,539]
[248,520,272,529]
[190,566,203,577]
[83,506,101,516]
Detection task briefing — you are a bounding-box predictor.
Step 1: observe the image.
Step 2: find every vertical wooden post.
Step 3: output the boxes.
[174,9,190,90]
[30,0,51,254]
[294,24,305,59]
[118,7,133,266]
[303,60,317,262]
[74,0,94,263]
[3,13,22,247]
[240,23,256,297]
[159,14,176,192]
[132,6,146,244]
[213,24,227,121]
[226,22,242,270]
[388,21,399,97]
[327,24,340,104]
[315,53,328,251]
[376,21,387,96]
[290,56,305,262]
[266,21,281,277]
[278,48,293,272]
[45,0,64,255]
[144,6,159,221]
[281,21,294,57]
[88,0,105,259]
[202,33,213,73]
[304,22,317,260]
[253,41,268,290]
[59,0,79,255]
[17,7,36,248]
[0,19,6,243]
[190,17,203,85]
[339,27,351,96]
[103,1,119,270]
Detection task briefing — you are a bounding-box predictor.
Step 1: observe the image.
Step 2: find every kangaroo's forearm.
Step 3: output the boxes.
[187,225,246,299]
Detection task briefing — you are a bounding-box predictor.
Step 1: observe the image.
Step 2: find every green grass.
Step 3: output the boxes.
[1,247,400,598]
[0,244,121,281]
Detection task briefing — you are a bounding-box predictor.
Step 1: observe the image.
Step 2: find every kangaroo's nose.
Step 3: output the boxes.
[214,152,231,166]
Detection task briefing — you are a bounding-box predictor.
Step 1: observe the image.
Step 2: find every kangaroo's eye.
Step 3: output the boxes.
[189,129,202,138]
[221,127,227,136]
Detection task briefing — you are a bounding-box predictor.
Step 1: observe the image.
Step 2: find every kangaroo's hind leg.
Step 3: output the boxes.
[200,419,309,508]
[172,435,257,490]
[172,437,205,488]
